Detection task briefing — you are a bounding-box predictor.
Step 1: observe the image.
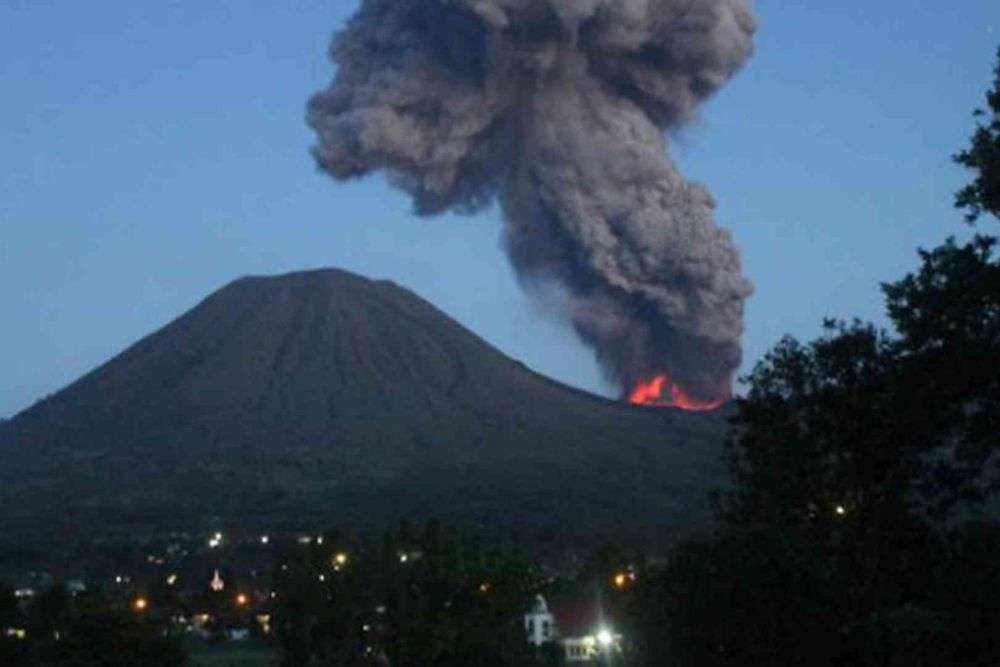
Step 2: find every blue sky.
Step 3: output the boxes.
[1,1,998,418]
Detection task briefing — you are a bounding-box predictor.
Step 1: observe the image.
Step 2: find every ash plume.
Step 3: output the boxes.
[307,0,756,404]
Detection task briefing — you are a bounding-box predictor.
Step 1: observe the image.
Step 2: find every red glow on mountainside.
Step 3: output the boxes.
[627,374,724,412]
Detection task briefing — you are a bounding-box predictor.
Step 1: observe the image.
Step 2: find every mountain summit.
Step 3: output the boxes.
[0,269,728,540]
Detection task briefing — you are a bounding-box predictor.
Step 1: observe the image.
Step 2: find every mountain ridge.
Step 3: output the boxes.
[0,268,730,542]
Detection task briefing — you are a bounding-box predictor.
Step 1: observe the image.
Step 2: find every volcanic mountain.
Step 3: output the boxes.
[0,269,729,541]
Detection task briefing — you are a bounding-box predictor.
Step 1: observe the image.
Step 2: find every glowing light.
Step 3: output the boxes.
[627,374,724,411]
[4,628,27,640]
[835,505,846,516]
[596,628,614,646]
[166,574,178,586]
[399,553,409,563]
[236,593,248,606]
[318,574,326,582]
[260,535,270,545]
[210,569,225,592]
[334,552,348,566]
[133,597,148,612]
[613,572,628,589]
[479,582,491,593]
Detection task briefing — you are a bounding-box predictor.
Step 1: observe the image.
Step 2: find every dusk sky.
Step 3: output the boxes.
[2,0,998,418]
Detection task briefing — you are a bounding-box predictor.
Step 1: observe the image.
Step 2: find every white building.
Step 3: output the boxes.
[525,595,623,663]
[524,595,555,646]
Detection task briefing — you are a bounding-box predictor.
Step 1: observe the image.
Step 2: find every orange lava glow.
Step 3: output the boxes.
[627,374,725,412]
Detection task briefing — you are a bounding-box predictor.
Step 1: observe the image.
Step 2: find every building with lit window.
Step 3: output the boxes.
[524,595,623,663]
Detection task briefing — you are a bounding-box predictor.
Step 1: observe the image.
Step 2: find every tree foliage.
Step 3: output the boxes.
[954,46,1000,222]
[632,44,1000,667]
[0,585,186,667]
[273,522,540,667]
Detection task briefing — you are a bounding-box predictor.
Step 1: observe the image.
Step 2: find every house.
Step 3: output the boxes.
[525,595,623,663]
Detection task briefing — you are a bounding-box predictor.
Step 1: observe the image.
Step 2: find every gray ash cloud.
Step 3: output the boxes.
[308,0,755,403]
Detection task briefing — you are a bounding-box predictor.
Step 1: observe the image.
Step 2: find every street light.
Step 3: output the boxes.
[133,597,148,612]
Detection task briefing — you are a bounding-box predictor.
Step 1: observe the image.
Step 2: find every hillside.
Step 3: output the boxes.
[0,269,730,541]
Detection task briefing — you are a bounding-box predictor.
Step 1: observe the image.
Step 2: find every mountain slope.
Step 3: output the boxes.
[0,269,729,540]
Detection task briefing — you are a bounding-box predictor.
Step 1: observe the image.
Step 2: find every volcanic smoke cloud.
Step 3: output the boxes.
[308,0,756,407]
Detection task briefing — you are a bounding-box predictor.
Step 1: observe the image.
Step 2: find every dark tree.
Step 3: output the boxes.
[32,607,187,667]
[0,583,27,666]
[719,322,919,529]
[954,46,1000,222]
[716,323,945,635]
[883,236,1000,508]
[879,46,1000,509]
[633,529,842,667]
[272,523,539,667]
[634,45,1000,666]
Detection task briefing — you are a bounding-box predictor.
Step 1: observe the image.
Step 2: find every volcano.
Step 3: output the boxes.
[0,269,729,542]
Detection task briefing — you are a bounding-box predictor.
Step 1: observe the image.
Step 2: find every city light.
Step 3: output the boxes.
[613,572,628,588]
[236,593,249,606]
[334,552,349,566]
[133,597,148,612]
[260,535,270,545]
[166,573,178,586]
[835,505,847,516]
[399,553,409,563]
[479,582,491,593]
[597,628,614,646]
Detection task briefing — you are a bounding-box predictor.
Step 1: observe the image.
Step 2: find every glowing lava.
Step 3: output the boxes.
[627,374,724,412]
